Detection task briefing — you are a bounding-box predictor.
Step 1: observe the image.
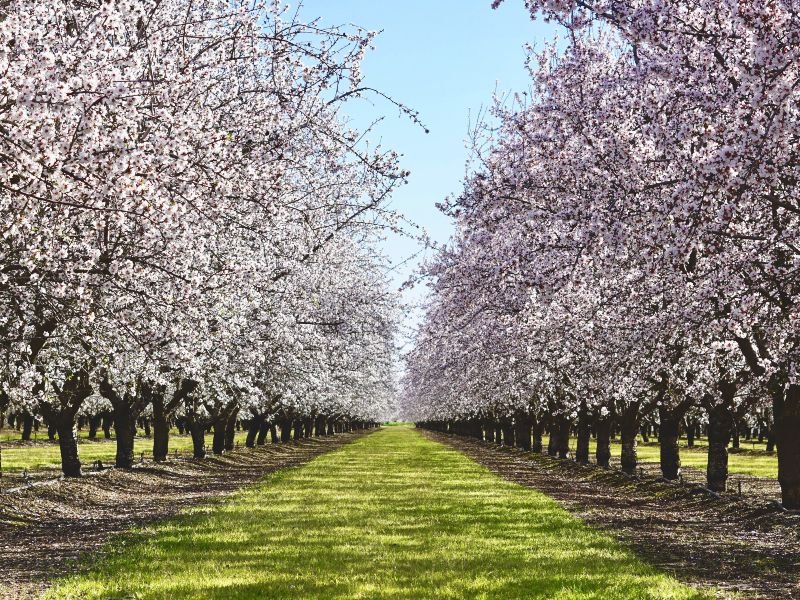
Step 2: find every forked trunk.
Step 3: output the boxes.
[247,414,264,448]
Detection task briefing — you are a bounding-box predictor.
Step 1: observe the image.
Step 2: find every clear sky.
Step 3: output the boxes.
[296,1,555,341]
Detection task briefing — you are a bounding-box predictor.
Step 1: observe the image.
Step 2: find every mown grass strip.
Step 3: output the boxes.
[48,427,709,599]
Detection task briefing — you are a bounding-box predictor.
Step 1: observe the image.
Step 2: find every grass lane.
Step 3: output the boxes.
[542,434,777,478]
[0,430,250,472]
[48,427,708,599]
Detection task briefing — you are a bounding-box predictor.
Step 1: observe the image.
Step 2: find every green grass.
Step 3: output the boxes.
[48,428,708,599]
[382,421,415,427]
[0,430,250,472]
[544,435,778,479]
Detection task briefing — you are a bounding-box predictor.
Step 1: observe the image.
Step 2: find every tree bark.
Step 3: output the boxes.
[152,397,170,461]
[224,412,237,451]
[555,414,570,459]
[280,418,292,442]
[21,411,33,441]
[55,418,81,477]
[212,417,227,455]
[620,404,640,475]
[595,415,611,468]
[575,401,590,464]
[514,413,532,451]
[247,414,264,448]
[547,420,558,456]
[102,413,113,439]
[531,415,544,453]
[776,384,800,509]
[113,404,137,469]
[88,414,100,440]
[189,417,206,459]
[501,418,514,447]
[706,402,733,492]
[658,406,682,480]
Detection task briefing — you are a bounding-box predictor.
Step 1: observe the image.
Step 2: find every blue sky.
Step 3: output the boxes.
[296,1,554,339]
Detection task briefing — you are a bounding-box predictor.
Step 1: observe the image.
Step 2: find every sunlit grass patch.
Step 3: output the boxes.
[543,434,777,479]
[0,430,249,472]
[48,428,709,599]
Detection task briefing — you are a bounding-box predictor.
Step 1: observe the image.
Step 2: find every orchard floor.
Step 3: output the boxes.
[0,433,363,600]
[3,428,797,599]
[46,427,705,600]
[429,431,800,600]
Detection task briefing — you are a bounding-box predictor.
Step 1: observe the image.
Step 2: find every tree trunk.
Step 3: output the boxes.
[595,415,611,468]
[658,406,682,480]
[514,414,532,451]
[620,404,640,476]
[102,413,113,439]
[483,421,494,443]
[270,423,279,443]
[326,421,335,436]
[686,419,696,447]
[21,412,33,441]
[55,417,81,477]
[212,417,226,455]
[256,419,270,445]
[501,419,514,447]
[224,412,237,451]
[547,422,558,456]
[88,414,100,440]
[189,418,206,459]
[776,384,800,509]
[293,419,303,440]
[575,401,590,464]
[152,399,170,462]
[706,403,733,492]
[556,414,570,459]
[113,405,136,469]
[247,415,263,448]
[280,419,292,442]
[531,416,544,453]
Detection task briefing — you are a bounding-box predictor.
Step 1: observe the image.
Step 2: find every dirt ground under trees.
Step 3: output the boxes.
[0,433,364,600]
[426,430,800,600]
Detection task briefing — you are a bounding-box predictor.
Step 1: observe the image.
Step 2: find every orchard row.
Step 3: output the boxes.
[0,1,400,476]
[404,1,800,508]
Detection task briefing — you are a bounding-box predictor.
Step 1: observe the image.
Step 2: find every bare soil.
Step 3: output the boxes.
[0,433,363,600]
[426,431,800,600]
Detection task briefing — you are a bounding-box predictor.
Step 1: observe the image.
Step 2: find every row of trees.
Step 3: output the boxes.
[0,1,401,477]
[405,1,800,508]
